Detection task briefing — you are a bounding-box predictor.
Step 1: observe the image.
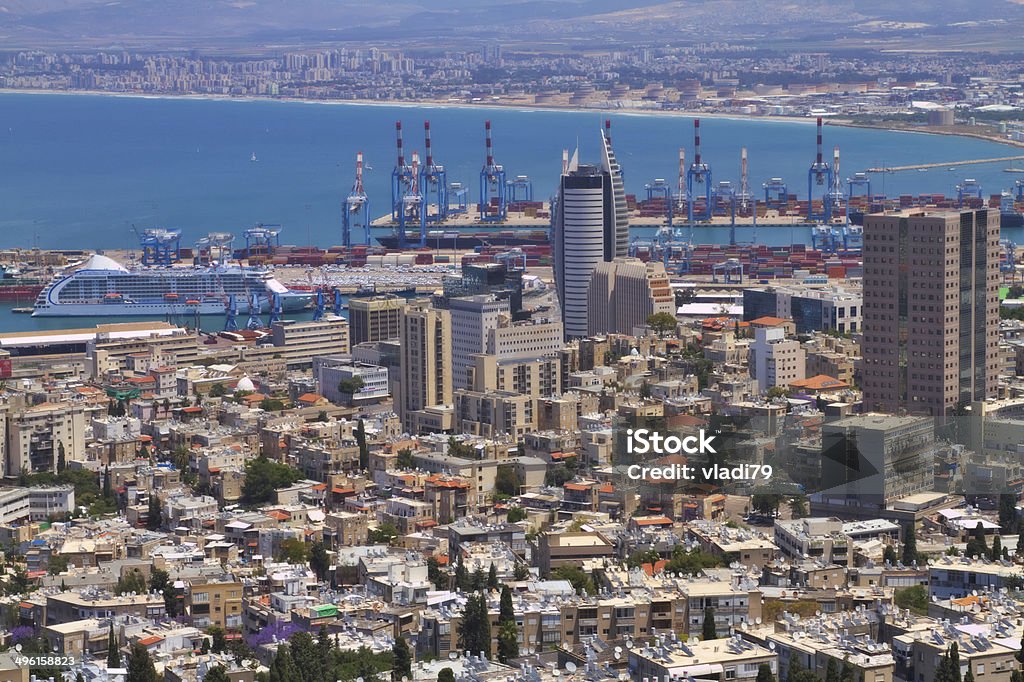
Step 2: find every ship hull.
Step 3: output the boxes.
[0,285,45,300]
[32,295,308,317]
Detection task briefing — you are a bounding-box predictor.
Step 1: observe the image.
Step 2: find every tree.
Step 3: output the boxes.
[902,525,920,564]
[506,507,526,523]
[209,383,227,397]
[840,656,855,682]
[756,663,777,682]
[146,494,162,531]
[204,666,230,682]
[472,567,486,592]
[998,494,1019,534]
[991,534,1003,562]
[148,568,178,618]
[499,585,515,624]
[487,563,499,591]
[368,523,399,545]
[702,606,717,640]
[201,638,210,654]
[513,563,530,581]
[964,666,975,682]
[1017,531,1024,559]
[494,465,520,498]
[497,620,519,663]
[288,631,324,682]
[455,558,469,591]
[103,466,112,499]
[309,541,330,581]
[259,398,286,412]
[396,448,414,469]
[894,585,928,615]
[241,455,303,505]
[116,568,147,596]
[392,636,412,681]
[438,668,455,682]
[107,623,121,668]
[788,496,808,519]
[47,553,68,575]
[277,538,309,564]
[458,593,491,659]
[966,522,988,559]
[126,641,159,682]
[209,626,227,654]
[551,565,594,595]
[56,441,66,474]
[269,643,298,682]
[751,492,782,517]
[883,545,898,565]
[355,419,369,470]
[825,659,839,682]
[949,642,961,682]
[647,312,677,337]
[338,376,365,395]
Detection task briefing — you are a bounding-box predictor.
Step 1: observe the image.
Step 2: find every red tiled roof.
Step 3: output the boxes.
[138,636,164,646]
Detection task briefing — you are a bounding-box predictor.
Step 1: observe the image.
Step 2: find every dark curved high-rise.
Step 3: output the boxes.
[552,126,628,339]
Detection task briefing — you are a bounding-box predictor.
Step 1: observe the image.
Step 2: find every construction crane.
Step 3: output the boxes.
[763,177,788,211]
[846,173,871,225]
[312,290,325,322]
[133,227,181,266]
[826,146,845,221]
[713,181,738,246]
[644,178,674,228]
[507,175,533,203]
[675,148,689,217]
[267,292,283,326]
[957,178,982,207]
[686,119,713,222]
[224,294,239,332]
[243,224,282,260]
[807,117,833,221]
[194,232,234,265]
[420,120,448,229]
[390,121,417,249]
[342,151,370,248]
[480,120,507,222]
[246,292,263,330]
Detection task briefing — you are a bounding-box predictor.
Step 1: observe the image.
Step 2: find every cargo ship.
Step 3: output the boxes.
[0,265,46,302]
[32,254,310,317]
[375,229,550,250]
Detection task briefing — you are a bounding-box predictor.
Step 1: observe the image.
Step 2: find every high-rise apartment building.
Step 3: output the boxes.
[861,209,1000,416]
[552,126,628,339]
[749,325,806,393]
[397,300,452,432]
[348,295,404,345]
[450,296,509,390]
[587,257,675,336]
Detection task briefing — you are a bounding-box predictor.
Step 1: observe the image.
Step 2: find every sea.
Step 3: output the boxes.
[1,91,1023,332]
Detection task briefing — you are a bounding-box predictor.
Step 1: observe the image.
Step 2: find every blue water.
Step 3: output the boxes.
[2,92,1023,250]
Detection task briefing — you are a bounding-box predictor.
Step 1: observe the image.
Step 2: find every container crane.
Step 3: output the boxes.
[420,120,449,229]
[480,120,507,222]
[807,117,833,221]
[342,151,370,248]
[686,119,713,222]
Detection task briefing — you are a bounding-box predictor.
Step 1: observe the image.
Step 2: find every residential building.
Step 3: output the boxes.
[862,209,1000,416]
[397,300,452,432]
[348,295,404,345]
[588,257,675,336]
[749,325,806,393]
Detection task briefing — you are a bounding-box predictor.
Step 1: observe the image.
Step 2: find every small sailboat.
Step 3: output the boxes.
[250,152,259,163]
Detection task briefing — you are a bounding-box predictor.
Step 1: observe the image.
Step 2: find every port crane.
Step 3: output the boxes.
[807,117,833,221]
[342,152,371,248]
[133,227,181,266]
[686,119,713,222]
[480,120,508,222]
[420,120,449,228]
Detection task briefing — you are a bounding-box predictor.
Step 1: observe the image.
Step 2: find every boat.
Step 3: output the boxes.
[0,265,46,301]
[376,229,550,250]
[32,254,310,317]
[250,152,258,163]
[1005,168,1024,173]
[11,307,33,314]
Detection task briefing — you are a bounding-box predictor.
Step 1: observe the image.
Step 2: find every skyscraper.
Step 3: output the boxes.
[348,295,405,346]
[587,257,675,336]
[552,124,628,339]
[397,300,452,432]
[861,209,1000,416]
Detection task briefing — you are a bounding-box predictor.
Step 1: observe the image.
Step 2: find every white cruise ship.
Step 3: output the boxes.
[32,254,310,317]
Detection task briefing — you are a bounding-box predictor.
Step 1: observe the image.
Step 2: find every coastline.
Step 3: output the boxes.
[4,87,1021,150]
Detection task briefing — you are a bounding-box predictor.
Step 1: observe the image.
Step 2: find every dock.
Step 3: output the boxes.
[866,155,1024,173]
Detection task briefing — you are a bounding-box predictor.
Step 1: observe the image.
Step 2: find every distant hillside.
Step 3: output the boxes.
[0,0,1022,49]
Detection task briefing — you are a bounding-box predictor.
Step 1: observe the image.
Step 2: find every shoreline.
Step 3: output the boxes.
[4,86,1021,150]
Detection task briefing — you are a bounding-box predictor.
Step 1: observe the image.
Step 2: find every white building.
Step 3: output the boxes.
[749,326,806,393]
[28,485,76,521]
[313,356,389,404]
